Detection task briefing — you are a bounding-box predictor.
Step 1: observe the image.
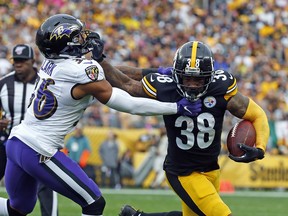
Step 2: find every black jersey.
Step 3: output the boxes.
[141,70,238,175]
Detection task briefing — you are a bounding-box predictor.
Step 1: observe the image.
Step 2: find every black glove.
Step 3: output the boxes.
[176,98,202,117]
[229,144,264,163]
[87,32,105,62]
[86,31,101,40]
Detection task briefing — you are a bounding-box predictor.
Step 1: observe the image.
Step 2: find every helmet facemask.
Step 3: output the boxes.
[172,41,215,101]
[59,28,94,58]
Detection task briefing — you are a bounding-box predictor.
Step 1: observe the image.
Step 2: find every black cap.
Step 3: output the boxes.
[12,44,34,60]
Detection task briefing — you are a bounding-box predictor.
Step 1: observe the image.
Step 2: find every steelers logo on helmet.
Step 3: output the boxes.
[172,41,215,102]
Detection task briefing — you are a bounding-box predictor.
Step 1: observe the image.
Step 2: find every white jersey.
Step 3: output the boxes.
[10,57,105,157]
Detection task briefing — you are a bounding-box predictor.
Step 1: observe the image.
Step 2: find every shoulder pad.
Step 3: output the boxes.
[212,70,238,100]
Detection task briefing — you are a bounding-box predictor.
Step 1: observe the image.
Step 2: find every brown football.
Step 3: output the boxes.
[226,120,256,157]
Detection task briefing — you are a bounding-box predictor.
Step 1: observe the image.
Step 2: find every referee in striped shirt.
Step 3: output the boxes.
[0,44,58,216]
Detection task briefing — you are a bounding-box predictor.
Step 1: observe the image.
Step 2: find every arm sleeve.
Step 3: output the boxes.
[242,98,270,151]
[106,87,177,116]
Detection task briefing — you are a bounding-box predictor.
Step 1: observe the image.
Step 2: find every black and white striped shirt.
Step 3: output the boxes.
[0,69,38,135]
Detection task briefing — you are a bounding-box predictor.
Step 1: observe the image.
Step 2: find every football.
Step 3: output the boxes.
[226,120,256,157]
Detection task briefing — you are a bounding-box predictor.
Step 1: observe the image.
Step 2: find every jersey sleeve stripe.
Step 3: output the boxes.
[226,84,237,94]
[224,78,238,100]
[143,86,156,98]
[143,76,156,92]
[226,79,237,93]
[141,78,157,98]
[224,87,238,100]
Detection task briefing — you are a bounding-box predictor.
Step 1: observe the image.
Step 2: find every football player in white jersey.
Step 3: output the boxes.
[0,14,203,216]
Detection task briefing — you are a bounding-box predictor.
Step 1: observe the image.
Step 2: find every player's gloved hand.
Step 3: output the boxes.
[228,144,264,163]
[176,98,202,117]
[158,67,173,75]
[87,32,106,62]
[87,31,101,40]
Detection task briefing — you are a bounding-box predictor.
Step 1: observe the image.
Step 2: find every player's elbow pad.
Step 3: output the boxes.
[106,87,177,116]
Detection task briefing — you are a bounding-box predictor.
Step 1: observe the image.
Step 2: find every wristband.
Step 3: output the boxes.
[142,68,158,77]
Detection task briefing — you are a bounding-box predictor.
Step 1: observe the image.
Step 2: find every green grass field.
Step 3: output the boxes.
[1,188,287,216]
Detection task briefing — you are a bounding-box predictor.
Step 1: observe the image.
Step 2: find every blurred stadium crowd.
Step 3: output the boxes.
[1,0,288,155]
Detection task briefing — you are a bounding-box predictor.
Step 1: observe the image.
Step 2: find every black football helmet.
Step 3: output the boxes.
[36,14,95,59]
[172,41,215,101]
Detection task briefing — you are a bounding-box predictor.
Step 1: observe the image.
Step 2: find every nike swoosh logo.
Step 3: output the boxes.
[229,73,233,79]
[183,106,192,114]
[150,76,155,82]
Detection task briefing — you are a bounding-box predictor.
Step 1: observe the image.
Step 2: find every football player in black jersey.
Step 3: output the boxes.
[97,41,270,216]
